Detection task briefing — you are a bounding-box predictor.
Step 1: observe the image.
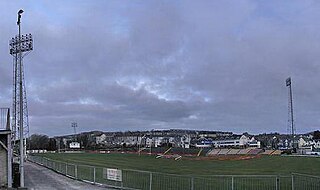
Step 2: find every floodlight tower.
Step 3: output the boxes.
[286,77,295,150]
[9,9,33,187]
[71,122,78,140]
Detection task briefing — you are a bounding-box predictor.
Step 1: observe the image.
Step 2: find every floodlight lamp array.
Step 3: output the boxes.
[9,33,33,55]
[286,77,291,87]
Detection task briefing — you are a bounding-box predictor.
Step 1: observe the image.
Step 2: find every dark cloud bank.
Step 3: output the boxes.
[1,1,320,136]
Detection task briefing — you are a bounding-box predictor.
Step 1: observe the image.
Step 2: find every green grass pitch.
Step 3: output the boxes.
[37,153,320,176]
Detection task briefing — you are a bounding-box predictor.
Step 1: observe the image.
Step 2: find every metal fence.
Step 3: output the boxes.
[0,108,10,130]
[292,173,320,190]
[28,156,319,190]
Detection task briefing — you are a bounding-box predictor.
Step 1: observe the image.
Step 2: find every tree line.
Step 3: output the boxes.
[27,134,57,151]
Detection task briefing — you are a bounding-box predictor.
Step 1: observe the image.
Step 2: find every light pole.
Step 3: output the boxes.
[286,77,295,151]
[139,134,146,156]
[71,122,78,141]
[149,131,153,156]
[9,9,33,187]
[18,9,24,187]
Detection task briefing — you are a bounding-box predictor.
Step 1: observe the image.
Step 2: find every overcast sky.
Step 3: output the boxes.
[1,1,320,136]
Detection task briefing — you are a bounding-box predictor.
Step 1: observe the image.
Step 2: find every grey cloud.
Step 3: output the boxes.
[1,1,320,136]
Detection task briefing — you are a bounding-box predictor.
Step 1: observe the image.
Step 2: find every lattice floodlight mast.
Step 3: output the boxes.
[9,9,33,188]
[9,20,33,142]
[286,77,295,150]
[9,34,33,140]
[71,122,78,141]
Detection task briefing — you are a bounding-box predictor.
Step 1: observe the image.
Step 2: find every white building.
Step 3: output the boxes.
[181,135,191,149]
[298,137,308,148]
[212,135,250,148]
[195,138,212,148]
[96,134,107,144]
[248,137,261,148]
[153,136,163,147]
[315,140,320,149]
[69,142,80,149]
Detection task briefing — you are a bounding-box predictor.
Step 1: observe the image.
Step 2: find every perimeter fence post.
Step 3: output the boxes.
[75,164,78,179]
[66,163,68,175]
[231,176,234,190]
[149,172,153,190]
[190,176,194,190]
[276,176,279,190]
[291,174,294,190]
[93,167,96,184]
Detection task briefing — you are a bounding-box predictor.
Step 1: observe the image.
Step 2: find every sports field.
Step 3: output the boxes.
[36,153,320,176]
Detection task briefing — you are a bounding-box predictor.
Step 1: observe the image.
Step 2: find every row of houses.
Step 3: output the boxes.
[56,129,240,149]
[95,130,197,148]
[195,135,261,148]
[94,130,260,149]
[55,129,320,152]
[257,133,320,153]
[297,136,320,153]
